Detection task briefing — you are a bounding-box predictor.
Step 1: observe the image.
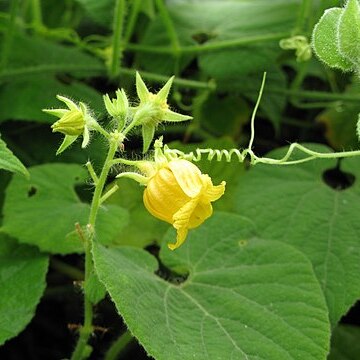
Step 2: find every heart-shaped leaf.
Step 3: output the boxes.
[93,213,330,360]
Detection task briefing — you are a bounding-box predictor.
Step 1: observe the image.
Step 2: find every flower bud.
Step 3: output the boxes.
[132,72,192,153]
[103,89,129,129]
[51,108,85,136]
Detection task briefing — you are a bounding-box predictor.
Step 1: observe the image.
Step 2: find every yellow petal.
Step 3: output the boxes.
[168,227,188,251]
[168,160,203,198]
[143,166,190,223]
[201,175,226,202]
[188,202,213,229]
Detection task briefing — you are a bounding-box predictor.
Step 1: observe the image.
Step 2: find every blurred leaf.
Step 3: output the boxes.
[0,76,103,123]
[2,164,129,254]
[316,83,360,150]
[93,212,330,360]
[217,69,287,131]
[0,136,28,177]
[0,30,104,79]
[0,235,48,345]
[193,93,251,137]
[75,0,114,27]
[138,0,298,75]
[234,144,360,326]
[328,325,360,360]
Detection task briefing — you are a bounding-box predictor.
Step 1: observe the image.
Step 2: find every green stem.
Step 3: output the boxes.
[104,331,133,360]
[124,0,141,44]
[270,87,360,103]
[110,0,126,77]
[293,0,312,35]
[88,140,118,226]
[50,258,84,280]
[118,68,215,90]
[125,31,290,54]
[70,138,119,360]
[31,0,43,30]
[0,0,20,70]
[154,0,180,54]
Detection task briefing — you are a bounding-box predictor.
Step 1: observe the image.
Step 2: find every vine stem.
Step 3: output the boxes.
[104,331,133,360]
[0,0,20,70]
[154,0,180,54]
[125,31,290,54]
[293,0,313,35]
[110,0,126,77]
[31,0,44,30]
[70,138,119,360]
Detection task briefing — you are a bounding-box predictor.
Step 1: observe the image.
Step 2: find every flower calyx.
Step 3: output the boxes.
[44,95,100,155]
[132,72,192,153]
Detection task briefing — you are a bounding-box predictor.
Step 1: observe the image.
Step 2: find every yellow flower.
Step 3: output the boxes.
[143,159,226,250]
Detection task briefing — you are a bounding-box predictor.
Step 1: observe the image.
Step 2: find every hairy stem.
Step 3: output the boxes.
[70,138,119,360]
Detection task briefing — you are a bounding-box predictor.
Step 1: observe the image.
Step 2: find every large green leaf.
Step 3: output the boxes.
[0,235,48,345]
[0,136,28,177]
[234,144,360,326]
[328,325,360,359]
[2,163,129,254]
[93,213,330,360]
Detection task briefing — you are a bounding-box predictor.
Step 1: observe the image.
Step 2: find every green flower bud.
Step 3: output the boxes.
[280,36,312,62]
[103,88,129,129]
[132,72,192,153]
[43,95,100,154]
[51,108,85,136]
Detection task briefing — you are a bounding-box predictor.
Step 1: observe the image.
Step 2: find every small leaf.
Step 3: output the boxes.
[0,235,48,345]
[56,135,78,155]
[93,213,330,360]
[2,164,129,254]
[338,0,360,65]
[312,8,354,71]
[142,123,155,153]
[0,136,28,177]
